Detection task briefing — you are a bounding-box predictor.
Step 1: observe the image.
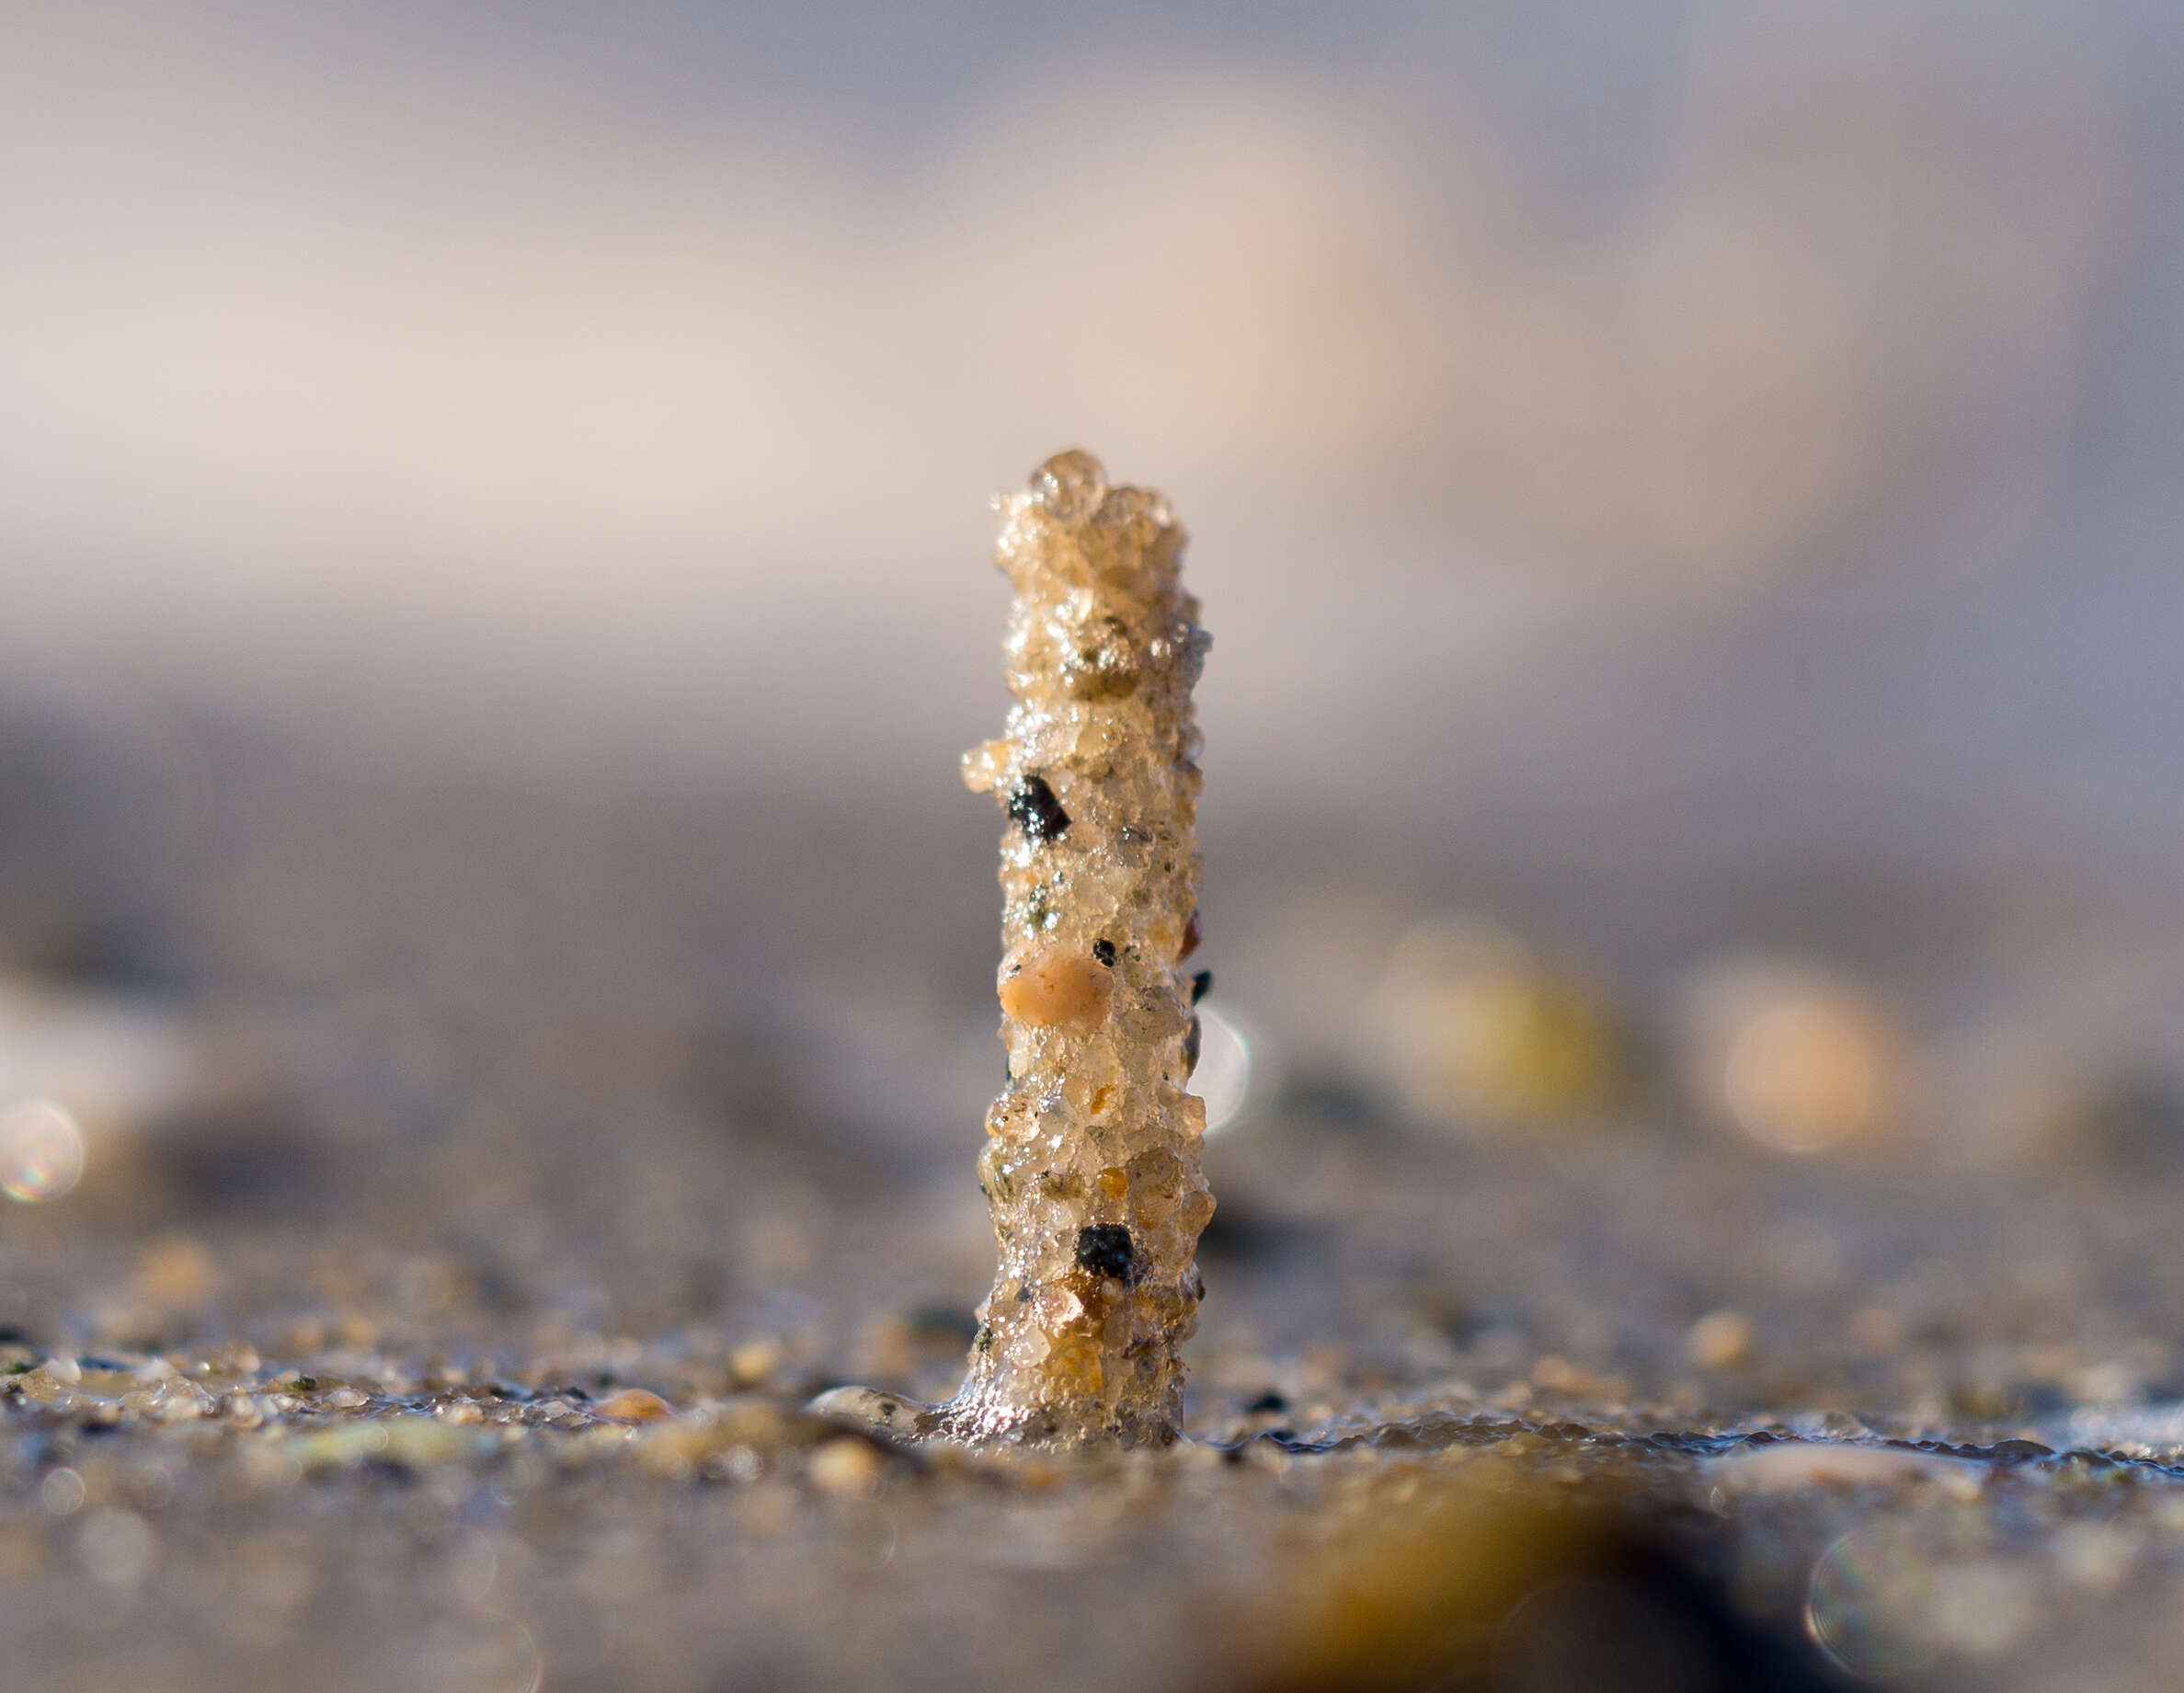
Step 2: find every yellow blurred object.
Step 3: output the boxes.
[1229,1468,1790,1693]
[1368,921,1626,1135]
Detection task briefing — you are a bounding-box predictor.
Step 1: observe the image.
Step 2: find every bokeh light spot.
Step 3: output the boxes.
[1805,1525,1941,1681]
[1190,1005,1254,1135]
[0,1098,86,1203]
[1721,996,1895,1155]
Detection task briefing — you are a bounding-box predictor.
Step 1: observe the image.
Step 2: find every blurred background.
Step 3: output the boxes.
[6,0,2184,1401]
[14,4,2184,1687]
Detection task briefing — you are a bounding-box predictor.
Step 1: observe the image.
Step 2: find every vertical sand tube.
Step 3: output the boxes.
[940,449,1216,1447]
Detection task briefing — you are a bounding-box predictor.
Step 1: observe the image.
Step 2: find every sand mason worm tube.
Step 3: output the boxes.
[935,449,1216,1447]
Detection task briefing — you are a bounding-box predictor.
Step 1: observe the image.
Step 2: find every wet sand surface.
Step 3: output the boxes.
[4,716,2184,1691]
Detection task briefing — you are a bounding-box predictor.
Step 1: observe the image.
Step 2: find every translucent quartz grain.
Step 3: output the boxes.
[941,449,1214,1447]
